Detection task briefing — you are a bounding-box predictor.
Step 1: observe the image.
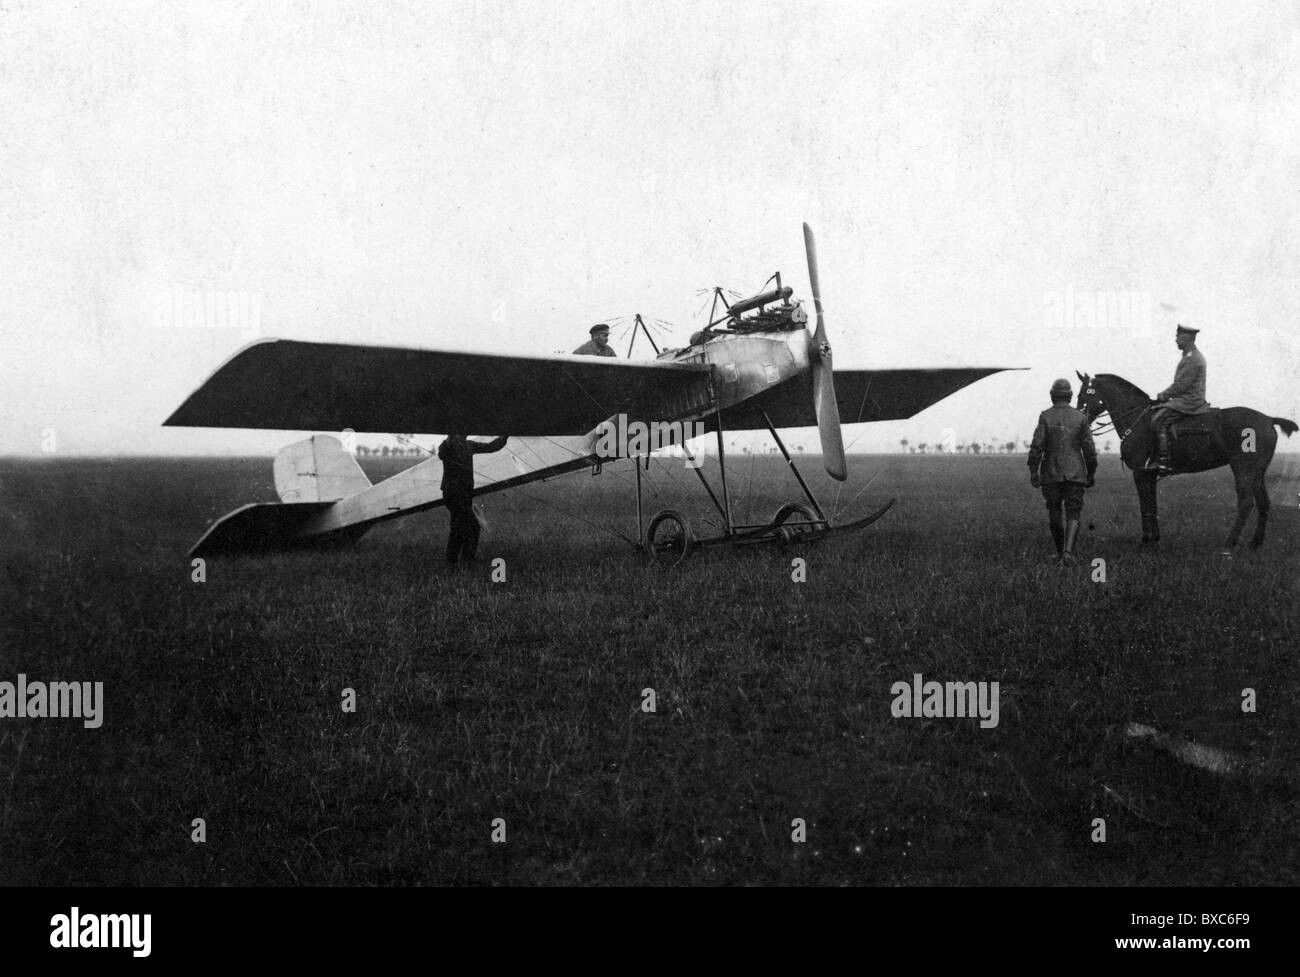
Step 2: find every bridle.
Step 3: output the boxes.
[1081,383,1152,440]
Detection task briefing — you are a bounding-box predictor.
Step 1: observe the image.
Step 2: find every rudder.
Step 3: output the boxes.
[274,435,372,502]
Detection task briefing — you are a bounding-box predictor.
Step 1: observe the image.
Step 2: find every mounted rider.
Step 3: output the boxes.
[1149,324,1208,471]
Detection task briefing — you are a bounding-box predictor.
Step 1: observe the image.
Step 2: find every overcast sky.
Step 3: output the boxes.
[2,0,1298,458]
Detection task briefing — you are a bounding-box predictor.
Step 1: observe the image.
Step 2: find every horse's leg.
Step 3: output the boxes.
[1132,470,1147,542]
[1134,470,1157,544]
[1249,463,1271,549]
[1225,463,1255,549]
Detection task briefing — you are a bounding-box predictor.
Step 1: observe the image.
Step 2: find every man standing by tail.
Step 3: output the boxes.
[438,433,509,566]
[1028,378,1098,565]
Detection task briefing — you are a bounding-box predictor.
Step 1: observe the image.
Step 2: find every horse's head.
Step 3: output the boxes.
[1075,370,1106,421]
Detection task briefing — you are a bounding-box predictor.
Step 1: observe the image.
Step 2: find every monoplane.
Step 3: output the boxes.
[166,225,1018,562]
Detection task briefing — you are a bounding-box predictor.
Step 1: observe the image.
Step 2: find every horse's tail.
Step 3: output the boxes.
[1272,417,1298,437]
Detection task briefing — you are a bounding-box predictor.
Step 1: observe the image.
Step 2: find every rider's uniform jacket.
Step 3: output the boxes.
[1158,347,1208,413]
[1028,404,1098,485]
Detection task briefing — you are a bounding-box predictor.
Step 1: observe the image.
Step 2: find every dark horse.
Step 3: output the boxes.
[1075,372,1296,548]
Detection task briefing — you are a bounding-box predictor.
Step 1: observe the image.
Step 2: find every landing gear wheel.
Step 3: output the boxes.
[646,509,693,566]
[772,501,820,542]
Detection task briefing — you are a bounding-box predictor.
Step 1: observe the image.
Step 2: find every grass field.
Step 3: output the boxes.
[2,451,1298,885]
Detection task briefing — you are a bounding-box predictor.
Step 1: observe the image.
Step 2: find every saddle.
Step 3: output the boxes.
[1167,408,1219,441]
[1130,406,1221,472]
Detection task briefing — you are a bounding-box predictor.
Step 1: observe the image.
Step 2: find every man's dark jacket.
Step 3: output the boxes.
[1028,405,1098,484]
[438,436,509,497]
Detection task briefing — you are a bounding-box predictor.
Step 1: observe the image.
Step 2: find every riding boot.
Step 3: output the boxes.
[1049,523,1064,557]
[1154,426,1173,472]
[1060,519,1081,566]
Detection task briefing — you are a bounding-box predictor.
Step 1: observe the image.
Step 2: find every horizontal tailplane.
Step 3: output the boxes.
[188,502,369,558]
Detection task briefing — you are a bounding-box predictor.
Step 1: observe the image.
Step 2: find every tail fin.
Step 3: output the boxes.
[1272,417,1298,437]
[274,435,372,502]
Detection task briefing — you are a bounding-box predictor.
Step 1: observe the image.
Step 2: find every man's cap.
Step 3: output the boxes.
[1176,323,1200,335]
[1050,377,1073,398]
[590,323,610,335]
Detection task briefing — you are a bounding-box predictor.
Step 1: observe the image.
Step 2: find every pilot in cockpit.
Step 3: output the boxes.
[572,323,617,357]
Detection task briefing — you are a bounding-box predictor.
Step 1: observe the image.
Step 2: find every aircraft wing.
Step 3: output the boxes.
[719,367,1021,429]
[165,339,713,436]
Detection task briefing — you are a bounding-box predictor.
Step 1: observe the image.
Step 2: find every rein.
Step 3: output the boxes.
[1089,399,1152,441]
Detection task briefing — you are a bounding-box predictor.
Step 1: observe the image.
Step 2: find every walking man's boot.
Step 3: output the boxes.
[1060,518,1081,566]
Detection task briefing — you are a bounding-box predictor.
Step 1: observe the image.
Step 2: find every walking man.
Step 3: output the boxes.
[1028,378,1098,565]
[438,432,509,565]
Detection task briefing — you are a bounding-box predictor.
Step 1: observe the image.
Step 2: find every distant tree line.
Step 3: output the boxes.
[355,445,425,456]
[898,438,1114,455]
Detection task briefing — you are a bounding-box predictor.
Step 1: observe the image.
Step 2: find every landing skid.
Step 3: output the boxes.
[636,404,894,565]
[641,498,895,565]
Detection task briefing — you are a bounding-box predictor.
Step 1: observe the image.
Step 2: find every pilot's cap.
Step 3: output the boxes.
[1175,323,1200,336]
[1050,377,1073,399]
[590,323,610,335]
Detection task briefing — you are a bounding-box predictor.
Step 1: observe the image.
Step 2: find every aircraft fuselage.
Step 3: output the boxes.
[655,327,815,417]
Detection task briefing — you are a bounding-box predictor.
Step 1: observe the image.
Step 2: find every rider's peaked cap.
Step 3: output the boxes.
[1176,323,1200,335]
[1050,378,1073,399]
